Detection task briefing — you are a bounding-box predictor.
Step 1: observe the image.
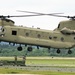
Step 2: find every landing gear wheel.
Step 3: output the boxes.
[68,50,72,54]
[56,49,60,54]
[27,46,32,52]
[17,46,22,51]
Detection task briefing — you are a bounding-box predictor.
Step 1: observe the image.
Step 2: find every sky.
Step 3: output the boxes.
[0,0,75,30]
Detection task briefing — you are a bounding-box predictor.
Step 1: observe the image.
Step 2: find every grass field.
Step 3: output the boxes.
[0,68,75,75]
[26,57,75,67]
[0,67,75,75]
[0,57,75,75]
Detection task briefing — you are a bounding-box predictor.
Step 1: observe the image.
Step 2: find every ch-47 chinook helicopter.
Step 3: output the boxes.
[0,11,75,54]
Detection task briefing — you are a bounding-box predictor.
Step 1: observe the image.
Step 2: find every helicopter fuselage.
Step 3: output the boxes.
[0,12,75,54]
[0,25,74,49]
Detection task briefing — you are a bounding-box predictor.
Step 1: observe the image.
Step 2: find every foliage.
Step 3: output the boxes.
[0,43,75,57]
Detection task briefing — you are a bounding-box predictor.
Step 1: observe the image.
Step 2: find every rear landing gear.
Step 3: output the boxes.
[68,50,72,54]
[56,49,72,54]
[56,49,61,54]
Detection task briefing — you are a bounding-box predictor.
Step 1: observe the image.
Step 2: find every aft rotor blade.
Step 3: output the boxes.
[47,14,75,19]
[18,10,75,19]
[17,10,63,15]
[47,14,68,18]
[17,10,45,15]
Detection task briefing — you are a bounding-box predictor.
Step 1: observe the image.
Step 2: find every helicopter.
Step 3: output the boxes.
[0,11,75,54]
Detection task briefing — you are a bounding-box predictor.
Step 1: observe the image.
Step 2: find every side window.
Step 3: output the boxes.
[49,36,52,39]
[25,32,29,36]
[37,34,41,38]
[12,30,17,35]
[61,37,64,42]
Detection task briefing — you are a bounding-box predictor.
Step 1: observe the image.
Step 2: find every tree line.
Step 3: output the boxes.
[0,43,75,57]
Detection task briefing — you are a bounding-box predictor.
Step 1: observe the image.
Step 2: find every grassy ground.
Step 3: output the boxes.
[0,67,75,75]
[26,57,75,67]
[0,57,75,75]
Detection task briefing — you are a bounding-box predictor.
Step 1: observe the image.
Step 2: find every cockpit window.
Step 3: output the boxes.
[5,19,14,24]
[0,26,2,32]
[2,28,5,32]
[58,24,60,29]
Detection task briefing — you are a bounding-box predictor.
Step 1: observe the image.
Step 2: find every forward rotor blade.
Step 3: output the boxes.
[10,14,44,17]
[0,14,45,19]
[10,14,75,19]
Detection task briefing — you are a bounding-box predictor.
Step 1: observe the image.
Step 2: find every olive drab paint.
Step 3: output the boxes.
[0,13,75,54]
[0,19,75,49]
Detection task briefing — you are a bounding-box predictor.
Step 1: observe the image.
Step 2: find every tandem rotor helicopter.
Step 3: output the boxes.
[0,10,75,54]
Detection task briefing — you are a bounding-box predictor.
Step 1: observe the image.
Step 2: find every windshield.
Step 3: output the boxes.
[58,24,60,29]
[0,26,2,32]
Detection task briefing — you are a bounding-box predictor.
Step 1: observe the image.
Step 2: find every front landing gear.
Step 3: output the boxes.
[27,46,33,52]
[17,46,22,51]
